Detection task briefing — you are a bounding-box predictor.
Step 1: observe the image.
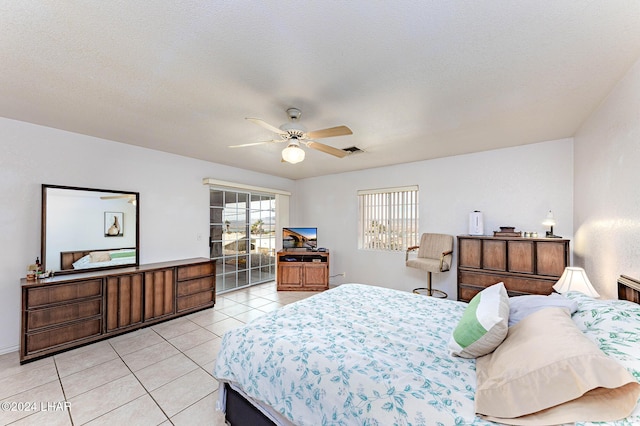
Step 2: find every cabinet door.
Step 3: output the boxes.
[303,263,328,289]
[482,240,507,271]
[106,274,143,332]
[507,241,534,274]
[459,238,481,269]
[536,241,567,277]
[144,269,175,321]
[278,264,304,288]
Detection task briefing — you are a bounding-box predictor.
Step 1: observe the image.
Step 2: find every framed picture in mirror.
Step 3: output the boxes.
[104,212,124,237]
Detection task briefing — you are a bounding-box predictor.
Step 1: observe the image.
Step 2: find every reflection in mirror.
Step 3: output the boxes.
[42,184,139,275]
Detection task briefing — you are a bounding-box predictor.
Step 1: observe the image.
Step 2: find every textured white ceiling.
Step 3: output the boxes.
[1,1,639,179]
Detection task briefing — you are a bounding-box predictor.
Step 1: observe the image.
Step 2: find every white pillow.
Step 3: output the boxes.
[508,293,578,327]
[72,254,91,269]
[449,282,509,358]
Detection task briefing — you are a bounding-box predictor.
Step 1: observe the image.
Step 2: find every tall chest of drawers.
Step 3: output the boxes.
[457,236,569,302]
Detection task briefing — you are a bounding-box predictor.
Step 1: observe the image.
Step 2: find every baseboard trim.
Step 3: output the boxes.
[0,345,19,356]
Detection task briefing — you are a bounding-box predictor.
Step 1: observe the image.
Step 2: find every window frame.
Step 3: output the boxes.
[357,185,419,252]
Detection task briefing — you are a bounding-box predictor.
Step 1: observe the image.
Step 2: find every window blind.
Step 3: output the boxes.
[358,186,419,251]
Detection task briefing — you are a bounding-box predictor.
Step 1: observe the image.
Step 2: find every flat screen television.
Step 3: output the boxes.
[283,227,317,249]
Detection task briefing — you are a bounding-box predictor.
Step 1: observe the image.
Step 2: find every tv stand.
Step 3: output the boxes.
[277,250,329,291]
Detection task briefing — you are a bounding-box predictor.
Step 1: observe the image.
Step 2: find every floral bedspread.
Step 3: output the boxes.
[213,284,640,426]
[214,284,488,425]
[566,291,640,425]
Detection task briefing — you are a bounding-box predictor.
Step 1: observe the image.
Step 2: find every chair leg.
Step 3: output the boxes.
[412,272,448,298]
[427,271,447,298]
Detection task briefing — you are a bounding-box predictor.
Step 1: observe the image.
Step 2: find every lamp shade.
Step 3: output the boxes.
[282,142,305,164]
[553,267,600,297]
[542,210,556,227]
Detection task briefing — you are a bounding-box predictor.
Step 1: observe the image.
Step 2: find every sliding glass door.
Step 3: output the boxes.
[209,189,276,293]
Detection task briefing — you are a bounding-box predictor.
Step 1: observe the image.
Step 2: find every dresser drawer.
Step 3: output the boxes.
[459,271,555,296]
[177,277,214,297]
[177,291,214,312]
[26,318,102,354]
[26,279,103,308]
[177,262,214,281]
[27,298,102,331]
[458,284,483,303]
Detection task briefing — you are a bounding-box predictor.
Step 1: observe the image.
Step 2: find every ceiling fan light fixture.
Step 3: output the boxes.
[282,141,305,164]
[240,107,353,163]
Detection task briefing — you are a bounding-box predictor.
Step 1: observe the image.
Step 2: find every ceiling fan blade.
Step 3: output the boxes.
[306,125,352,139]
[100,195,132,200]
[229,138,284,148]
[228,141,272,148]
[246,117,287,135]
[306,141,349,158]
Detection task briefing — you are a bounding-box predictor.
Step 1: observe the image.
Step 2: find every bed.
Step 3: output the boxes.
[60,247,137,270]
[213,276,640,425]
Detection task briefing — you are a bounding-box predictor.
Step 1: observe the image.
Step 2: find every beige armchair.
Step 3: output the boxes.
[406,233,454,298]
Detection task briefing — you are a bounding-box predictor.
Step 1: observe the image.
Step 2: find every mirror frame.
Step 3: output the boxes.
[41,184,140,275]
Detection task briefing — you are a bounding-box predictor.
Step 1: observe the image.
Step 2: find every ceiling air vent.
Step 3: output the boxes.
[342,146,364,154]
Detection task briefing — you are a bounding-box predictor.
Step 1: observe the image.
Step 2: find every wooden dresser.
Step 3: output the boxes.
[277,250,329,291]
[457,236,569,302]
[21,258,215,363]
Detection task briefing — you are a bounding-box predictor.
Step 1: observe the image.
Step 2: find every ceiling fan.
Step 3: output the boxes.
[230,108,353,164]
[100,194,137,205]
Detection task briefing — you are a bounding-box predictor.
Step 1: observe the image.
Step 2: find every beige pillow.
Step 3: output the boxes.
[89,251,111,263]
[476,307,640,425]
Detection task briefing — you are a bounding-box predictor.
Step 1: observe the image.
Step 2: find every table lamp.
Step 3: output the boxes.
[542,210,560,238]
[553,267,600,298]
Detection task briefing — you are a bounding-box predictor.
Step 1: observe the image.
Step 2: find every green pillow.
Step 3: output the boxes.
[110,250,136,259]
[449,282,509,358]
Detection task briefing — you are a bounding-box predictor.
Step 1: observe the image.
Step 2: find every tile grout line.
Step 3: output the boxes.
[108,333,174,425]
[3,281,281,426]
[53,356,75,426]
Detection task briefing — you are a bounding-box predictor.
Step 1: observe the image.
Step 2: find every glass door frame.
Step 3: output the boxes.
[209,188,277,293]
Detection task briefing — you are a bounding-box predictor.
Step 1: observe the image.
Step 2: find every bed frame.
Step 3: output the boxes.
[220,275,640,426]
[618,275,640,304]
[60,247,136,270]
[224,383,277,426]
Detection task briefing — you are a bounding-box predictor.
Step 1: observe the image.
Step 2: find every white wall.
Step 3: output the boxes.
[292,139,574,296]
[573,57,640,299]
[0,117,294,354]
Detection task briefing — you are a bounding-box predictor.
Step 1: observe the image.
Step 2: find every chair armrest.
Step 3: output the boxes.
[406,245,419,262]
[439,250,454,272]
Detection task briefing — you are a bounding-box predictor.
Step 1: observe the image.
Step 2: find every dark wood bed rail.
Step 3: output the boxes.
[618,275,640,304]
[60,247,136,270]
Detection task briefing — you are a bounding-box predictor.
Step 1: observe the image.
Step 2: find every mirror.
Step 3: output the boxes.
[42,184,140,275]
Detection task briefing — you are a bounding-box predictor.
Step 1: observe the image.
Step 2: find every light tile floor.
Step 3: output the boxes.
[0,281,315,426]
